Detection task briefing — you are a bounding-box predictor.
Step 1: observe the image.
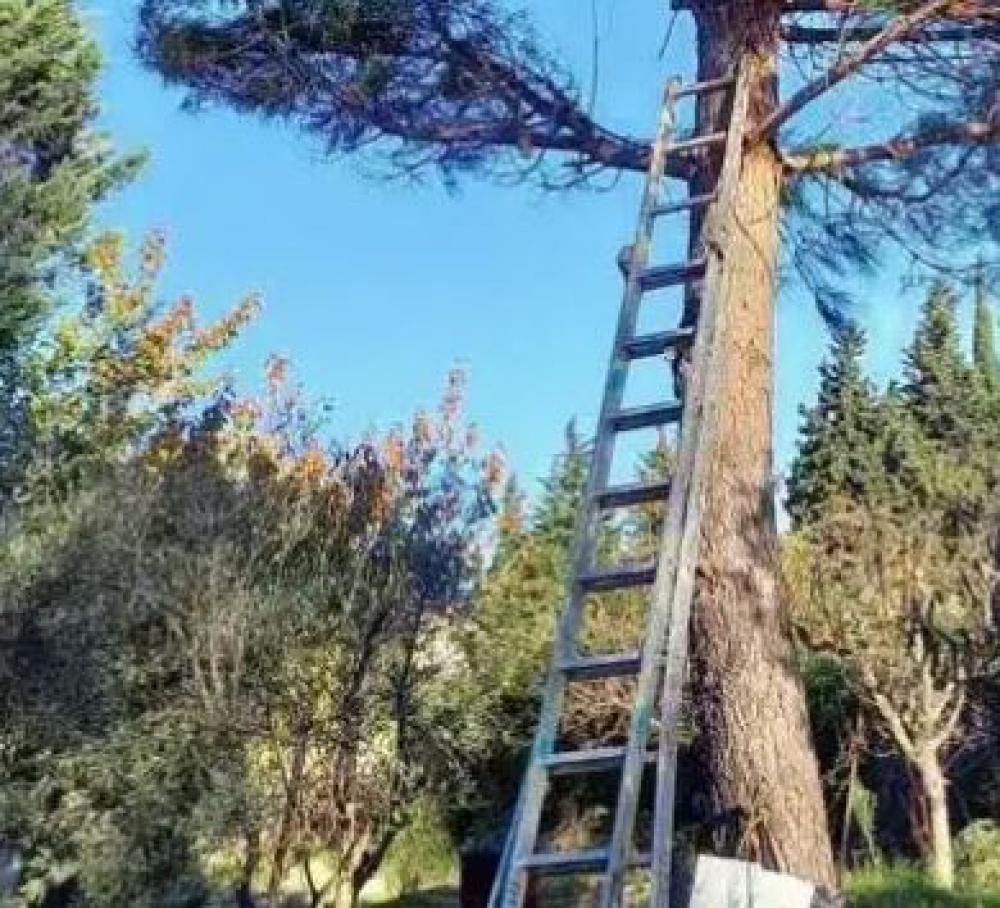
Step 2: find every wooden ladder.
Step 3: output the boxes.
[487,62,751,908]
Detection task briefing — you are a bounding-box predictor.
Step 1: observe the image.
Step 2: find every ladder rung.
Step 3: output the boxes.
[518,848,651,875]
[542,746,658,775]
[595,480,672,509]
[653,191,718,217]
[620,328,695,360]
[674,75,736,99]
[519,849,608,875]
[639,258,706,291]
[579,563,656,593]
[559,651,643,680]
[543,747,622,775]
[670,131,727,154]
[607,402,683,432]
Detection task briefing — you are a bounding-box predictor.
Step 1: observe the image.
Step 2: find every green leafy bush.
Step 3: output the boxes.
[955,822,1000,891]
[378,801,457,898]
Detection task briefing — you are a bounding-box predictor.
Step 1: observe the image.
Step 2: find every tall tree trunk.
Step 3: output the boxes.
[915,749,954,888]
[684,0,837,887]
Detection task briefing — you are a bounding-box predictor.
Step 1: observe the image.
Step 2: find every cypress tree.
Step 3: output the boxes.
[496,475,526,536]
[0,0,141,353]
[973,272,1000,393]
[467,420,593,746]
[532,419,590,553]
[786,323,885,526]
[0,0,141,493]
[902,283,979,448]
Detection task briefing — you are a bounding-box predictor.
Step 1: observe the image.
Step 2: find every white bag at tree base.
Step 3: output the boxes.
[687,855,841,908]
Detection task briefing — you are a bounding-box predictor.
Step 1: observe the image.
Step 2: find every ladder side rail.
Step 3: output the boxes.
[486,797,519,908]
[596,69,746,908]
[648,61,753,908]
[491,75,684,908]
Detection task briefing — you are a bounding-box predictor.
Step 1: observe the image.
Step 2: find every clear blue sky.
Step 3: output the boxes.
[85,0,939,497]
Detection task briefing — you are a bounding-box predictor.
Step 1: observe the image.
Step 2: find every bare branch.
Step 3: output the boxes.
[782,24,999,43]
[782,0,996,12]
[781,0,868,10]
[930,686,966,751]
[672,0,855,9]
[754,0,954,142]
[872,688,917,760]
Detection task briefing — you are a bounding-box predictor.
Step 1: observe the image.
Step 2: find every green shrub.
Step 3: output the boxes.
[378,801,456,898]
[956,822,1000,891]
[847,864,1000,908]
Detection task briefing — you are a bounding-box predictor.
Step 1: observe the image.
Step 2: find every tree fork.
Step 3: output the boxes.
[681,0,837,887]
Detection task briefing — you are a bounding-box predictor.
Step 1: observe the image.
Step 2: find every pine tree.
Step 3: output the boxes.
[786,323,885,526]
[973,272,1000,394]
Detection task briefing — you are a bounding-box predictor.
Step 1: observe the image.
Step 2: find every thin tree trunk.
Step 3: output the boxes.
[236,829,259,908]
[683,0,837,887]
[330,875,358,908]
[303,854,336,908]
[907,761,933,863]
[915,750,954,888]
[269,727,309,897]
[840,719,861,879]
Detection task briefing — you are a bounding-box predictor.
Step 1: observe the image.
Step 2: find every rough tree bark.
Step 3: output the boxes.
[684,0,837,887]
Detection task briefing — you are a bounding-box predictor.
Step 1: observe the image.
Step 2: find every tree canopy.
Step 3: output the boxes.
[0,227,504,908]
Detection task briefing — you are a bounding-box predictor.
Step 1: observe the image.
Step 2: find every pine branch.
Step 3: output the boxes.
[783,0,996,11]
[781,0,867,10]
[782,118,999,174]
[136,0,663,182]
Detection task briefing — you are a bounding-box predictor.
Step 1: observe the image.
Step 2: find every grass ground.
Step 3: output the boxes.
[847,866,1000,908]
[364,886,460,908]
[359,866,1000,908]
